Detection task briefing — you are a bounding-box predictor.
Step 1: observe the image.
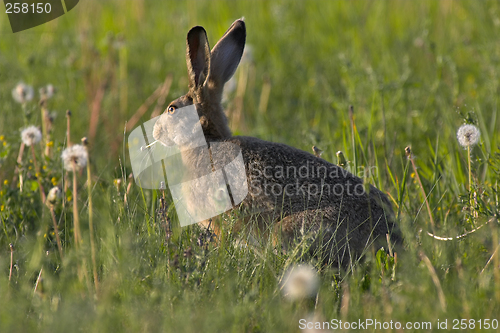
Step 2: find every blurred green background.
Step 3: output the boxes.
[2,0,498,172]
[1,1,500,332]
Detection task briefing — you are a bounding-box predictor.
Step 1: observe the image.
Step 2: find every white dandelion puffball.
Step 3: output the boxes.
[61,144,88,171]
[281,264,320,301]
[12,82,34,104]
[39,84,55,99]
[457,124,480,148]
[21,126,42,146]
[46,187,62,207]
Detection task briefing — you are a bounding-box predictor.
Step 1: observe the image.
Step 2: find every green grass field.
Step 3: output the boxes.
[1,0,500,331]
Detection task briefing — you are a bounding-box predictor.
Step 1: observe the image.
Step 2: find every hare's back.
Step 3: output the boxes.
[226,135,364,189]
[224,136,392,214]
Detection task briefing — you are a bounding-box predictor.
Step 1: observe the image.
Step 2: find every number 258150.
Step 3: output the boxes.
[5,3,52,14]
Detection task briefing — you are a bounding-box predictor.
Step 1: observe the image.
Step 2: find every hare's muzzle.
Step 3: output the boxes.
[152,116,175,146]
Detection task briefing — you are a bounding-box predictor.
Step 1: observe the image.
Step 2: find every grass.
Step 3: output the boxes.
[1,0,500,331]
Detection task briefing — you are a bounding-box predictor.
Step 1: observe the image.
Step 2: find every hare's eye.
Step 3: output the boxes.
[167,106,176,114]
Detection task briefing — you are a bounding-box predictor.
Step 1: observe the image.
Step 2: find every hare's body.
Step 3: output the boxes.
[154,19,401,267]
[217,136,396,265]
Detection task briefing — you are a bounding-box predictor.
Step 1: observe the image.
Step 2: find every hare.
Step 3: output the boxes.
[152,19,401,268]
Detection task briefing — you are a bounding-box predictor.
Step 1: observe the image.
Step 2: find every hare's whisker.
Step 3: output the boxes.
[141,140,159,151]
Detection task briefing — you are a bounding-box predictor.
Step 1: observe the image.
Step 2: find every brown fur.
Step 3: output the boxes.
[153,19,401,268]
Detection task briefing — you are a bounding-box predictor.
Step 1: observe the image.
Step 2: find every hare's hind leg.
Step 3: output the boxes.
[273,209,370,267]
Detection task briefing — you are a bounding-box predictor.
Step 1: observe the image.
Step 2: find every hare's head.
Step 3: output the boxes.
[153,19,246,146]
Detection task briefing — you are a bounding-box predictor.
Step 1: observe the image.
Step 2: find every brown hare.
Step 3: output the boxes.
[152,19,401,268]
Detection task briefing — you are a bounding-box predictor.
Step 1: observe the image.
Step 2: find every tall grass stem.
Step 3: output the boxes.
[83,138,99,295]
[50,207,64,259]
[406,147,435,231]
[72,163,81,247]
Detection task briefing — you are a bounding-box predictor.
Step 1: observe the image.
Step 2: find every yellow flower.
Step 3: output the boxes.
[3,180,8,186]
[0,205,4,212]
[2,141,6,147]
[35,172,41,178]
[67,195,72,202]
[410,172,415,179]
[46,141,54,147]
[42,165,47,170]
[0,135,4,141]
[51,177,58,186]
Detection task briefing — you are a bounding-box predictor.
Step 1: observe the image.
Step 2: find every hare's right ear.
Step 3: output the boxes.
[208,19,246,89]
[186,26,211,89]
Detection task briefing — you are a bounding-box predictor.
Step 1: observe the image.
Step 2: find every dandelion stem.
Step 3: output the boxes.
[50,207,64,259]
[16,142,25,168]
[456,123,480,214]
[66,110,72,147]
[468,145,474,213]
[12,142,25,191]
[468,146,472,188]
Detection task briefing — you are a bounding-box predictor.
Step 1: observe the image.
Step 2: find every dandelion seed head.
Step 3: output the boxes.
[281,264,319,301]
[405,146,412,158]
[46,187,61,207]
[21,126,42,146]
[457,124,480,148]
[12,82,34,104]
[61,144,88,172]
[39,84,55,99]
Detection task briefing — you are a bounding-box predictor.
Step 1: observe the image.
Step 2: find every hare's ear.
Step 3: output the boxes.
[208,19,246,88]
[186,26,211,89]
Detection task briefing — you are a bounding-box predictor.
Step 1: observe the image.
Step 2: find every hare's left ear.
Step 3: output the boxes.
[208,19,246,88]
[186,26,211,89]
